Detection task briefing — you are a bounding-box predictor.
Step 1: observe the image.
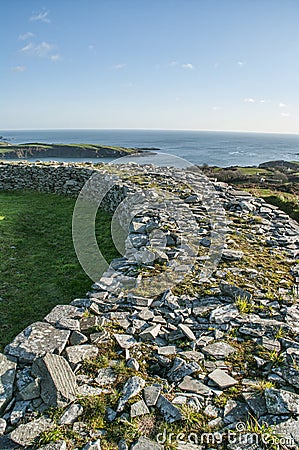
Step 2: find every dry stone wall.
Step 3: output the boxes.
[0,161,299,449]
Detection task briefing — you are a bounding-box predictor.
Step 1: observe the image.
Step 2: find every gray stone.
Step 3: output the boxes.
[179,350,204,361]
[222,249,244,261]
[0,353,16,414]
[39,442,67,450]
[95,367,117,386]
[114,334,137,349]
[10,417,54,447]
[157,346,176,356]
[243,392,267,418]
[0,418,6,436]
[82,440,101,450]
[130,400,150,417]
[117,376,145,412]
[80,316,99,331]
[202,341,236,359]
[19,378,40,400]
[143,385,161,406]
[178,376,212,396]
[58,403,83,424]
[118,439,128,450]
[107,407,117,422]
[65,345,99,368]
[156,394,183,422]
[261,336,281,352]
[265,388,299,415]
[32,353,77,407]
[77,385,105,397]
[0,435,20,450]
[178,324,196,341]
[139,324,161,341]
[10,400,30,425]
[210,304,239,324]
[5,322,70,364]
[70,331,88,345]
[220,282,252,301]
[127,358,139,371]
[168,357,201,383]
[272,418,299,445]
[44,304,83,327]
[223,400,249,424]
[208,369,238,388]
[131,436,163,450]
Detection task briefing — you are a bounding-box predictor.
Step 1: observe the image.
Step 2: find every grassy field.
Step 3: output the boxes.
[0,191,119,351]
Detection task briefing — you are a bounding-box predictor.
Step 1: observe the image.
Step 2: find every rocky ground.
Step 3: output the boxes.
[1,163,299,449]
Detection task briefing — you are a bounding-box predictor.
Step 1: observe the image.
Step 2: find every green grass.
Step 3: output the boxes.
[0,190,119,351]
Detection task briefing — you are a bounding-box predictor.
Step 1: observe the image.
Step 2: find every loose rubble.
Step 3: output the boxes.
[0,161,299,449]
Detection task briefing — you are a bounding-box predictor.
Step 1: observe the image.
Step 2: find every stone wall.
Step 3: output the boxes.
[1,161,299,449]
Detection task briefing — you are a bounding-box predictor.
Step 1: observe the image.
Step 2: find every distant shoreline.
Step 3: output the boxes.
[0,142,158,160]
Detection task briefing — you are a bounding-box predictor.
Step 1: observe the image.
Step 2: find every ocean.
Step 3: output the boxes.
[1,129,299,167]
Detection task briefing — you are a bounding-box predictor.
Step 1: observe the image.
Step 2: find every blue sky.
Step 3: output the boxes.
[1,0,299,132]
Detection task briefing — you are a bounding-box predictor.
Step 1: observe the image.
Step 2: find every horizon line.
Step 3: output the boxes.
[1,127,299,136]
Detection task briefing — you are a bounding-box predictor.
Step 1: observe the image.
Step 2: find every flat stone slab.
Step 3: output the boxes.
[168,357,201,382]
[157,346,176,356]
[208,369,238,388]
[58,403,83,425]
[5,322,70,364]
[131,437,163,449]
[210,304,239,324]
[32,353,77,407]
[44,305,83,326]
[178,376,212,396]
[265,388,299,415]
[139,324,161,341]
[143,385,161,406]
[220,282,252,301]
[65,345,99,368]
[178,324,196,341]
[131,399,150,417]
[202,341,236,359]
[0,353,16,414]
[156,394,183,422]
[117,376,145,412]
[114,334,137,349]
[10,417,54,447]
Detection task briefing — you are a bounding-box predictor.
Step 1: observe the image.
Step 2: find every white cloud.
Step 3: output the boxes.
[20,41,60,61]
[19,32,35,41]
[237,61,246,67]
[169,60,178,67]
[281,112,290,117]
[279,102,287,108]
[12,65,26,72]
[212,106,222,111]
[30,10,50,23]
[181,63,194,69]
[50,54,61,62]
[113,63,126,70]
[244,98,255,103]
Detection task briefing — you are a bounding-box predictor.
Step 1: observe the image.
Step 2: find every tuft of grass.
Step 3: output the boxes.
[235,296,255,314]
[0,190,119,351]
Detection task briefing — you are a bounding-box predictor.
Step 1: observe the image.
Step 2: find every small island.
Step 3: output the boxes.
[0,142,156,159]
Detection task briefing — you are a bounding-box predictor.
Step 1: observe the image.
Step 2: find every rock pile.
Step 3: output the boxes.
[0,161,299,449]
